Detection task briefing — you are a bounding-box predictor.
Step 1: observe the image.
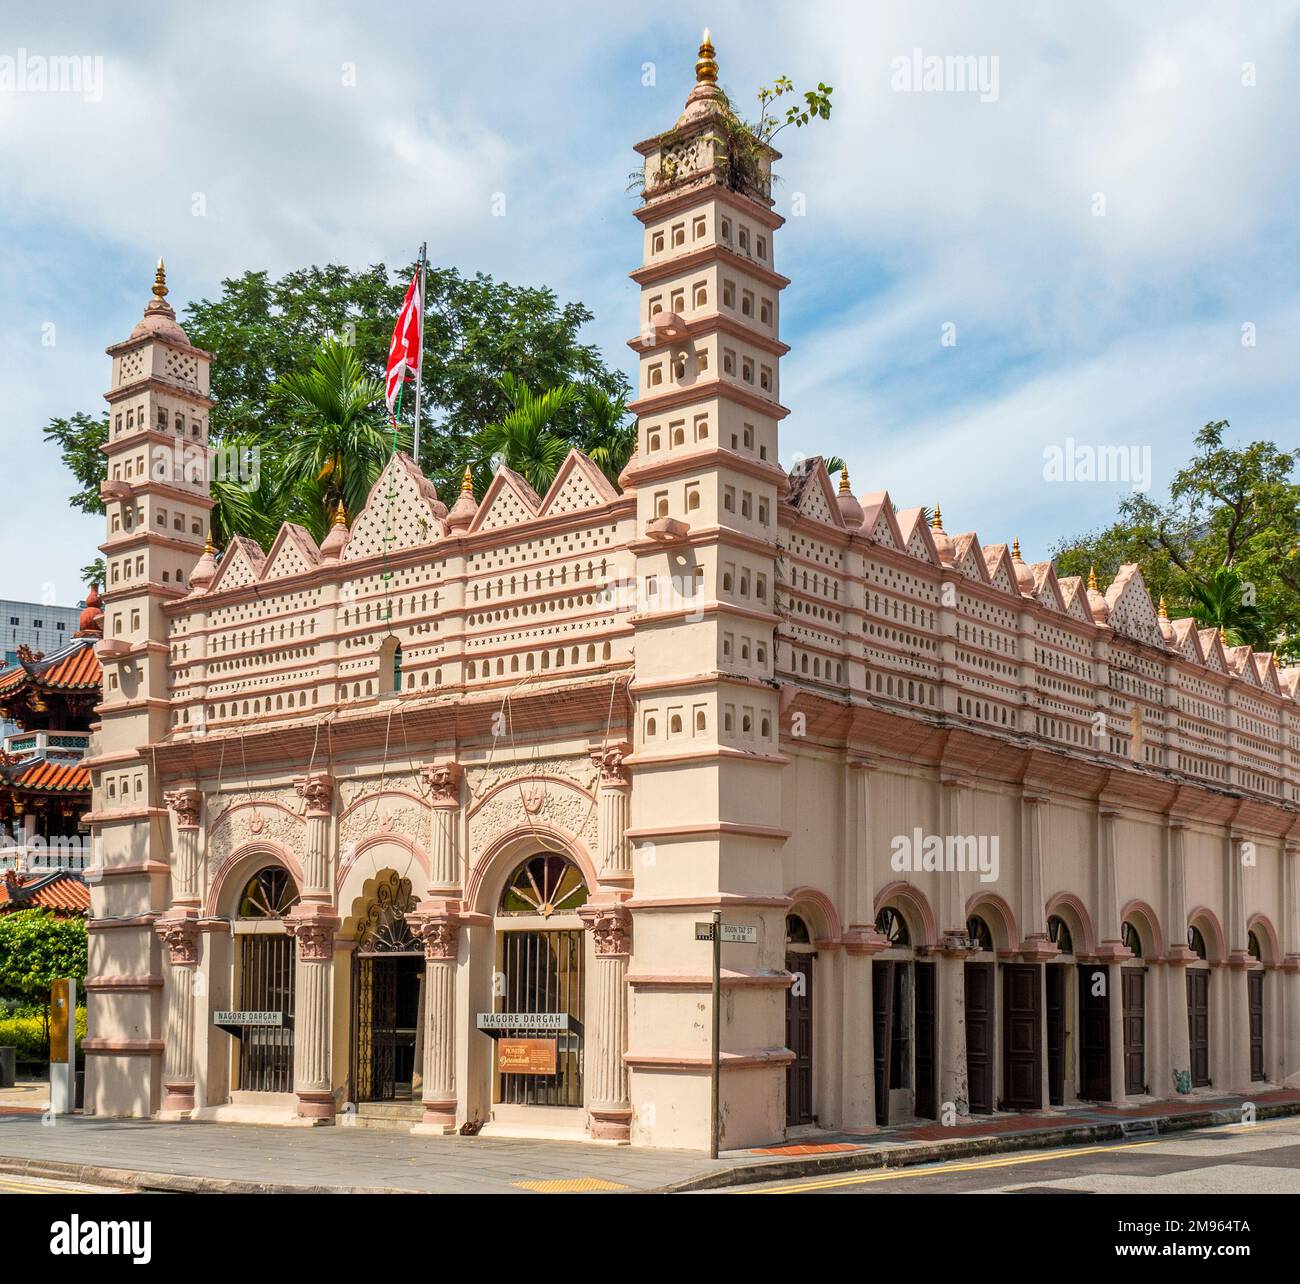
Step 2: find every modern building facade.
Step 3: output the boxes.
[84,35,1298,1151]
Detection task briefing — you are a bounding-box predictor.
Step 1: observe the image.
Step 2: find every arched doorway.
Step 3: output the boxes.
[964,914,997,1114]
[351,871,423,1102]
[491,853,589,1113]
[234,866,299,1094]
[784,914,815,1127]
[1186,922,1211,1088]
[871,904,936,1124]
[1045,913,1075,1105]
[1120,919,1148,1095]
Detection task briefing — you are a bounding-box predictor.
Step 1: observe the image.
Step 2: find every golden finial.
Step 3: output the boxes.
[332,500,348,527]
[930,503,943,531]
[203,529,215,555]
[461,464,474,494]
[151,257,168,300]
[1088,566,1099,591]
[1220,626,1228,643]
[1158,596,1168,620]
[839,467,851,495]
[695,28,718,84]
[1012,536,1022,560]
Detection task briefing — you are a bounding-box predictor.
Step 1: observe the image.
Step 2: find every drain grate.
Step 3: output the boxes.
[1120,1118,1159,1138]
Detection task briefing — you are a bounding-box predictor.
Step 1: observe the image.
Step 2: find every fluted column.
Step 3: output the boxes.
[420,762,464,892]
[579,901,632,1141]
[407,911,460,1133]
[1283,840,1300,1087]
[154,918,199,1114]
[1164,816,1195,1094]
[286,907,338,1119]
[294,772,335,899]
[591,744,632,885]
[1225,830,1254,1090]
[156,789,203,1115]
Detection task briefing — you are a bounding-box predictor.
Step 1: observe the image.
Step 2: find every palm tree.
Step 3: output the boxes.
[1183,565,1266,648]
[574,385,636,483]
[209,434,287,547]
[469,376,577,495]
[274,339,399,537]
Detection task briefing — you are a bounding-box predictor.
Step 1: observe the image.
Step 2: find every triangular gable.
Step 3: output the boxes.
[1254,653,1281,694]
[897,508,940,564]
[791,460,845,529]
[1226,645,1260,685]
[1032,562,1067,613]
[983,544,1018,597]
[953,533,991,584]
[344,453,446,563]
[261,523,320,581]
[1198,628,1227,673]
[1277,667,1300,699]
[1058,575,1094,625]
[1104,564,1163,647]
[470,465,543,534]
[1171,617,1204,665]
[208,535,265,593]
[860,492,901,549]
[537,450,620,518]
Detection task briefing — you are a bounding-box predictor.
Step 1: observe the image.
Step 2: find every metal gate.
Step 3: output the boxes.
[495,929,584,1107]
[238,934,295,1093]
[353,954,422,1102]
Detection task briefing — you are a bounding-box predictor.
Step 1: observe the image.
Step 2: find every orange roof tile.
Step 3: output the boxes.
[0,871,90,914]
[8,758,91,794]
[0,638,100,696]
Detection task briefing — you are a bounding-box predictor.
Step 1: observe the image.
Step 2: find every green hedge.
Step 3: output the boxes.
[0,1009,87,1060]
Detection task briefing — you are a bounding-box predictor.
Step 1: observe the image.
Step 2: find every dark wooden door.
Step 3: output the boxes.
[1045,967,1066,1106]
[1002,964,1043,1110]
[872,960,894,1126]
[1248,970,1264,1082]
[1078,966,1110,1101]
[785,952,814,1125]
[964,962,994,1114]
[914,962,937,1119]
[1122,969,1146,1095]
[1187,969,1210,1088]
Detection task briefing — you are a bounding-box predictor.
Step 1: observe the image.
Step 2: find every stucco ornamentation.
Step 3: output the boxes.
[294,772,334,815]
[207,798,303,873]
[287,914,338,961]
[591,742,632,788]
[407,912,460,960]
[155,917,199,965]
[163,788,201,830]
[420,762,464,806]
[468,776,597,861]
[579,903,632,957]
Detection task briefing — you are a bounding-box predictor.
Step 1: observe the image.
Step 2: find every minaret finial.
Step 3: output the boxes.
[204,529,216,554]
[1012,536,1023,560]
[839,466,851,495]
[695,28,717,84]
[930,503,943,532]
[152,257,168,300]
[332,500,348,527]
[1088,566,1099,591]
[1158,596,1168,620]
[461,464,474,494]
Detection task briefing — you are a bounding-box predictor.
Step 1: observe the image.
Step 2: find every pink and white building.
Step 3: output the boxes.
[84,35,1299,1150]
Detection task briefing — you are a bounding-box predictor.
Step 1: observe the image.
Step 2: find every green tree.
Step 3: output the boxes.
[1053,422,1300,659]
[0,910,87,1057]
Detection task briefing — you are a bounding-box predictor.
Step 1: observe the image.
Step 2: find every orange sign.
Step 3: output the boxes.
[50,979,70,1063]
[497,1038,557,1075]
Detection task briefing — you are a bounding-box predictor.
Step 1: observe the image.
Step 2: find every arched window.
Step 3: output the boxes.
[499,854,588,918]
[1248,929,1262,962]
[1046,914,1073,954]
[1188,925,1208,960]
[786,914,811,944]
[237,866,300,919]
[966,915,993,951]
[1121,921,1143,957]
[875,906,909,947]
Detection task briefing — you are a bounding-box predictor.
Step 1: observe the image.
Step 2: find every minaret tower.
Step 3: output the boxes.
[624,33,792,1149]
[86,262,214,1117]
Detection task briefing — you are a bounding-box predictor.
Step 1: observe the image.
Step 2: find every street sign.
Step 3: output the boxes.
[695,922,758,944]
[214,1010,284,1027]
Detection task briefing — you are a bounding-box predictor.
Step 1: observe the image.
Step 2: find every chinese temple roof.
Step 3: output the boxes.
[0,868,90,916]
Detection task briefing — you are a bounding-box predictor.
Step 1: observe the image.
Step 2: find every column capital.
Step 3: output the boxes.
[406,903,462,960]
[579,900,633,957]
[420,761,464,807]
[163,788,202,830]
[285,903,340,960]
[154,913,200,965]
[294,772,334,817]
[591,741,632,789]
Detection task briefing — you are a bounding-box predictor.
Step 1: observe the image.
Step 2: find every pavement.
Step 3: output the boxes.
[0,1086,1296,1194]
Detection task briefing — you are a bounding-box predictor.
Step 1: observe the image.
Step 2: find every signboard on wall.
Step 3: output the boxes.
[476,1012,570,1033]
[213,1010,284,1027]
[497,1038,558,1075]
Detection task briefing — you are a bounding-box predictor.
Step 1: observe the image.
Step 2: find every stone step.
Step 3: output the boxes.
[342,1101,423,1132]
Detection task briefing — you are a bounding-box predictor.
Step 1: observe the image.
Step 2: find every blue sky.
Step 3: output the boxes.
[2,0,1297,604]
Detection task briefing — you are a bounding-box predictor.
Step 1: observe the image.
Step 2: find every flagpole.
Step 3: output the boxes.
[412,241,428,468]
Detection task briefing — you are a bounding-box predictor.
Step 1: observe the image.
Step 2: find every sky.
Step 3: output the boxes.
[1,0,1297,605]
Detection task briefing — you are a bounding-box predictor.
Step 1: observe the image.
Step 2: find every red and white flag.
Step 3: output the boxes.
[385,270,423,420]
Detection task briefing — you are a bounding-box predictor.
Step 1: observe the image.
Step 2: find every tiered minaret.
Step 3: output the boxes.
[624,33,792,1149]
[85,262,214,1116]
